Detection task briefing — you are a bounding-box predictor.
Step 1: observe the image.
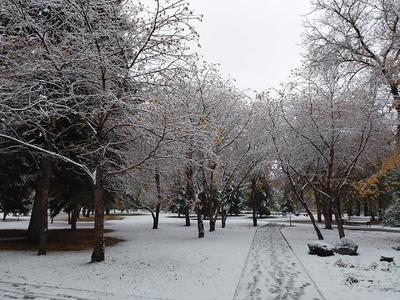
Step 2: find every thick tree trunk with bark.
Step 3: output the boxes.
[196,204,204,238]
[304,205,324,240]
[333,200,345,239]
[355,200,361,216]
[71,205,81,231]
[28,196,41,243]
[322,197,333,229]
[315,192,322,223]
[209,208,216,232]
[37,158,51,256]
[392,90,400,147]
[184,207,190,226]
[153,203,161,229]
[91,165,105,263]
[221,209,227,228]
[363,200,369,216]
[153,169,162,229]
[185,155,203,238]
[251,177,257,227]
[287,176,323,240]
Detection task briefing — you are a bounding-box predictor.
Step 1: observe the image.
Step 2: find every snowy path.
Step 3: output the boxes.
[0,280,166,300]
[234,224,324,300]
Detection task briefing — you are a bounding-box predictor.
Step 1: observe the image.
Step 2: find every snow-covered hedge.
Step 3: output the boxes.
[383,202,400,227]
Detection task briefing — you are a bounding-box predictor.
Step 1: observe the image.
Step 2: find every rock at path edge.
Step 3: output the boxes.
[308,241,335,257]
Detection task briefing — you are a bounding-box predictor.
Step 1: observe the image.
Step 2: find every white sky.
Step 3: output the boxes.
[188,0,312,92]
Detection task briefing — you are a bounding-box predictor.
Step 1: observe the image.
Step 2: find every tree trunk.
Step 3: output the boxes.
[221,209,227,228]
[208,190,215,232]
[321,197,333,229]
[186,152,202,237]
[363,200,369,216]
[378,198,383,221]
[71,205,81,231]
[251,177,257,227]
[91,165,105,263]
[37,158,51,256]
[28,194,41,243]
[392,90,400,147]
[184,207,190,226]
[67,210,71,225]
[196,203,204,238]
[315,192,322,223]
[209,216,216,232]
[2,211,6,221]
[355,200,361,216]
[153,168,162,229]
[333,200,345,239]
[304,205,324,240]
[153,203,161,229]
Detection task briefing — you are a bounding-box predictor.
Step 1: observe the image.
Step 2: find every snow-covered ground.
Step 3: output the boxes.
[1,214,400,299]
[0,213,262,300]
[282,224,400,300]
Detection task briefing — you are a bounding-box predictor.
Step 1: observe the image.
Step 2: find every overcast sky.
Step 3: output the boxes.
[188,0,312,92]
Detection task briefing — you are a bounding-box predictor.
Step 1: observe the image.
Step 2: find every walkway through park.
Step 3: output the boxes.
[233,224,325,300]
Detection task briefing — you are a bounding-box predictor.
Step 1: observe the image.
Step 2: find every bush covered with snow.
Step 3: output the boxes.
[382,202,400,227]
[335,237,358,255]
[308,241,335,257]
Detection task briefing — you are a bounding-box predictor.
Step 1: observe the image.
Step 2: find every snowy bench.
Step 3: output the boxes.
[345,216,371,227]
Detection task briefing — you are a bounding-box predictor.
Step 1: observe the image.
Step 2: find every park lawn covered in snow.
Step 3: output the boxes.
[0,213,261,300]
[282,224,400,300]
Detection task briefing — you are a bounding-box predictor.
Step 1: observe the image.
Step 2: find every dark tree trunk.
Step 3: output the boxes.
[251,177,257,227]
[85,208,90,218]
[370,204,376,222]
[3,211,7,221]
[315,192,322,223]
[28,195,41,243]
[363,199,369,216]
[209,217,216,232]
[153,203,161,229]
[71,205,81,231]
[186,152,202,237]
[305,205,324,240]
[321,197,333,229]
[67,210,71,225]
[196,204,204,238]
[153,168,162,229]
[392,88,400,146]
[333,199,345,239]
[82,208,86,217]
[287,176,323,240]
[37,158,51,256]
[355,200,361,216]
[221,209,227,228]
[91,165,105,263]
[184,207,190,226]
[378,198,383,221]
[208,191,215,232]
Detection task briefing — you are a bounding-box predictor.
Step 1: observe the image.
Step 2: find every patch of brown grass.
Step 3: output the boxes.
[0,228,123,251]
